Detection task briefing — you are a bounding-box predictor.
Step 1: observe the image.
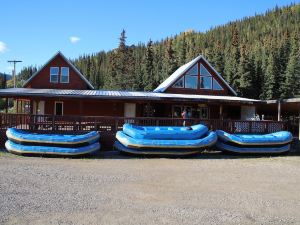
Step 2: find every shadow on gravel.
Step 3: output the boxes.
[1,148,300,160]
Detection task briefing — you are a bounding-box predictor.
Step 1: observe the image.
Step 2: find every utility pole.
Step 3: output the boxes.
[7,60,22,88]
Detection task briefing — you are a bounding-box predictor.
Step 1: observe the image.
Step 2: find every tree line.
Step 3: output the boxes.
[17,3,300,100]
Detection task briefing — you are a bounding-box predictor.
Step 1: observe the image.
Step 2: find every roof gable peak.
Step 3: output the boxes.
[153,55,237,96]
[23,51,94,89]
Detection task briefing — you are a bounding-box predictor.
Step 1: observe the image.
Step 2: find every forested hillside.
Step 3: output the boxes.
[18,3,300,99]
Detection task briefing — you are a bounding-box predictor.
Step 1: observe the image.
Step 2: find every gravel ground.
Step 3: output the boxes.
[0,152,300,225]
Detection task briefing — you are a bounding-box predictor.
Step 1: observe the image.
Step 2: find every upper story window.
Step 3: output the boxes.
[173,77,184,88]
[200,64,212,89]
[213,78,223,90]
[50,66,69,83]
[60,67,69,83]
[50,67,59,83]
[172,62,224,91]
[185,64,198,89]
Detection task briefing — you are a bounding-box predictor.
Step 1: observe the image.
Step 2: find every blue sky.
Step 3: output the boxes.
[0,0,298,74]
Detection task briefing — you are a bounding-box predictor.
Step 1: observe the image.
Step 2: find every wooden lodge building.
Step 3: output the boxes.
[0,52,261,119]
[0,52,296,149]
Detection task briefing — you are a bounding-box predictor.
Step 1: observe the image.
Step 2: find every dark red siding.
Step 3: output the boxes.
[44,99,124,116]
[24,54,91,90]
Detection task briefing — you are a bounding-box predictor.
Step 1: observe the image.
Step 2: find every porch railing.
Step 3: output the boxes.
[0,113,287,150]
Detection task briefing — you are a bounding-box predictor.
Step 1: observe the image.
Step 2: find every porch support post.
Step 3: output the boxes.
[21,100,24,114]
[219,105,223,119]
[277,100,281,121]
[16,99,19,114]
[5,98,8,114]
[30,99,33,114]
[36,100,39,115]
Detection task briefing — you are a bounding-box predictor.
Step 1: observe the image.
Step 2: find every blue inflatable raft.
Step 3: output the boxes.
[114,141,201,156]
[6,128,99,146]
[123,123,208,140]
[5,140,100,156]
[216,130,293,154]
[116,130,217,149]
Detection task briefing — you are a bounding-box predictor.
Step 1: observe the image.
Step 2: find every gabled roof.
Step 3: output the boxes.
[23,51,94,89]
[153,55,237,96]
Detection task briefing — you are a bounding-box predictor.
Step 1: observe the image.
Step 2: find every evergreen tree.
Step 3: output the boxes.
[178,33,187,65]
[143,39,155,91]
[162,39,177,80]
[263,53,279,99]
[237,44,255,97]
[281,39,300,98]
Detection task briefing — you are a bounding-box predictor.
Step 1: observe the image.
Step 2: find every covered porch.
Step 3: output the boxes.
[0,88,288,150]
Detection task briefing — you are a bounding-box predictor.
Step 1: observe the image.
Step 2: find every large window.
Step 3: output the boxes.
[60,67,69,83]
[213,78,223,90]
[50,67,59,83]
[172,62,224,91]
[200,76,212,89]
[200,64,212,89]
[185,64,198,75]
[200,64,211,76]
[185,75,198,89]
[173,77,184,88]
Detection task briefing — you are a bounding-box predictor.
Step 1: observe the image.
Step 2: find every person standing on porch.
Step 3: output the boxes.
[182,108,187,126]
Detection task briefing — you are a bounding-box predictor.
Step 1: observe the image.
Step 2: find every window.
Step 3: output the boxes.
[185,64,198,75]
[200,76,212,89]
[50,67,59,83]
[54,102,63,116]
[200,64,212,89]
[213,78,223,90]
[200,64,211,76]
[185,75,198,89]
[60,67,69,83]
[199,107,209,119]
[173,77,184,88]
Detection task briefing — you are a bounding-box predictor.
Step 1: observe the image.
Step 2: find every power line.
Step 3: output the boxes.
[7,60,22,88]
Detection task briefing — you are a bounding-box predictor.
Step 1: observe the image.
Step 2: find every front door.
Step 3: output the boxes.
[33,101,45,115]
[55,102,63,116]
[124,103,136,117]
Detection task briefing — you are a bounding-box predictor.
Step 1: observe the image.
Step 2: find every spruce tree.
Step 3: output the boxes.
[162,39,177,80]
[263,53,279,99]
[143,39,154,91]
[281,40,300,98]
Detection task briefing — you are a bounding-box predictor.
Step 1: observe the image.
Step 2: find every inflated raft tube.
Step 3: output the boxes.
[5,140,100,156]
[216,130,293,146]
[123,123,208,140]
[6,128,100,146]
[114,141,201,156]
[216,141,290,154]
[116,130,217,149]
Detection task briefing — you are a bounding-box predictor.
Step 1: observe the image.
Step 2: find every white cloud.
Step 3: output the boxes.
[0,41,8,53]
[70,36,80,44]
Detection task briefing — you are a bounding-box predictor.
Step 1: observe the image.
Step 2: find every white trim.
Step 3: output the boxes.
[60,67,69,83]
[50,67,59,83]
[54,101,63,116]
[23,51,94,89]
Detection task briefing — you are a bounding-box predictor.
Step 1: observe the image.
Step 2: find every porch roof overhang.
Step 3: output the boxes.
[0,88,261,104]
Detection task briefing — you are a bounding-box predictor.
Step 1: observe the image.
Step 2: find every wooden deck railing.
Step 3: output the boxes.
[0,113,287,150]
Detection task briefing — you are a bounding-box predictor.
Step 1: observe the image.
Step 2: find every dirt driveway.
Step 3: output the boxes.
[0,152,300,225]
